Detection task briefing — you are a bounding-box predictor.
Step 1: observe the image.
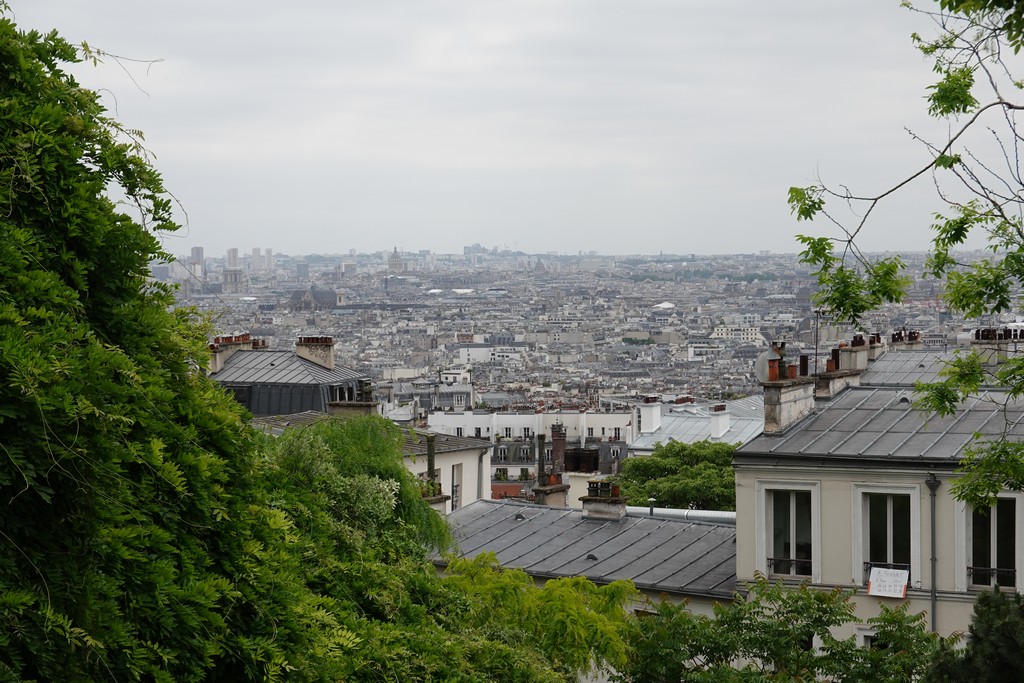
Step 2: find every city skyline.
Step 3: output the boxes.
[18,2,981,256]
[173,243,965,263]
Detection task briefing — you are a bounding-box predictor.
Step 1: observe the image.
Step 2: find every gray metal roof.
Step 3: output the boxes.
[736,386,1024,467]
[211,350,367,385]
[630,397,764,452]
[442,499,737,599]
[858,350,955,386]
[709,395,765,419]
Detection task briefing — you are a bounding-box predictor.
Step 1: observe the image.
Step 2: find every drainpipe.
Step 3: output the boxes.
[477,447,488,502]
[426,434,436,484]
[536,433,546,479]
[926,473,941,632]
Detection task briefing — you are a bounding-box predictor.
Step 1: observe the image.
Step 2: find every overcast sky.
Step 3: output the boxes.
[15,2,968,258]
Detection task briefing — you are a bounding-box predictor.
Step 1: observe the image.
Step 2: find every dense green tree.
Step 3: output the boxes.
[925,588,1024,682]
[617,440,736,510]
[443,554,636,680]
[616,578,946,683]
[0,9,635,681]
[788,1,1024,507]
[0,8,371,679]
[258,417,637,682]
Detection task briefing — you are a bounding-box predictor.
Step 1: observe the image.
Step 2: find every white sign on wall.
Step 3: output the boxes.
[867,567,909,598]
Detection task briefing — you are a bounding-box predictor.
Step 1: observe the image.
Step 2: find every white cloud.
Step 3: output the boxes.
[12,0,968,255]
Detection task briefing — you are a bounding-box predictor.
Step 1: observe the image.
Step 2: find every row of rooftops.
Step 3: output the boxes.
[228,328,1024,607]
[738,331,1024,468]
[445,331,1024,603]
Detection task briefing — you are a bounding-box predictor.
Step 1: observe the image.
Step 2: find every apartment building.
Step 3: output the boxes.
[734,336,1023,640]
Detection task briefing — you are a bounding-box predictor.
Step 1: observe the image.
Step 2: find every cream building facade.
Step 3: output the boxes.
[734,340,1022,641]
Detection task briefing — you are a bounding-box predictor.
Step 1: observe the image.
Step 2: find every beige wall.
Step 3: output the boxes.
[736,463,1017,638]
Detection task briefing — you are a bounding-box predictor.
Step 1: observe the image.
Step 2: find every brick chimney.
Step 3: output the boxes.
[814,340,865,400]
[838,336,869,371]
[762,376,816,435]
[550,422,567,473]
[536,433,547,478]
[208,333,253,374]
[973,328,1012,366]
[638,395,662,435]
[581,481,626,521]
[295,335,335,370]
[867,332,886,361]
[709,403,730,439]
[534,431,569,508]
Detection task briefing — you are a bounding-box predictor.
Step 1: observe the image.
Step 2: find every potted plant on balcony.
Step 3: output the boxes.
[418,479,442,498]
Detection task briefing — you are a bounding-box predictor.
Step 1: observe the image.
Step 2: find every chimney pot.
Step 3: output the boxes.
[762,381,815,434]
[581,488,627,521]
[295,335,336,370]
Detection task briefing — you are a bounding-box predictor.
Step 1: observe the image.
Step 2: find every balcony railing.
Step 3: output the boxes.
[968,566,1017,587]
[767,557,812,577]
[491,456,538,465]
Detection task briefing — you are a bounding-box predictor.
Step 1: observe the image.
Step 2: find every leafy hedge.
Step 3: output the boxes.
[0,11,635,680]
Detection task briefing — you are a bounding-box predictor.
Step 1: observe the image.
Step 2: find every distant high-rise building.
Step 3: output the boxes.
[251,247,261,271]
[189,246,205,278]
[226,247,239,269]
[265,248,274,271]
[296,262,310,280]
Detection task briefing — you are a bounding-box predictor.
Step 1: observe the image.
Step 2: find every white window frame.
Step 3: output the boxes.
[954,491,1024,592]
[855,626,877,649]
[755,480,821,584]
[852,483,920,588]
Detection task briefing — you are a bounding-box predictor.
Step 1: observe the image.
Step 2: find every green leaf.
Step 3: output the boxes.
[795,234,836,272]
[787,186,825,221]
[927,67,979,117]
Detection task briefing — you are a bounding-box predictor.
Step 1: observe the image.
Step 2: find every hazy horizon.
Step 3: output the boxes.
[17,2,988,257]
